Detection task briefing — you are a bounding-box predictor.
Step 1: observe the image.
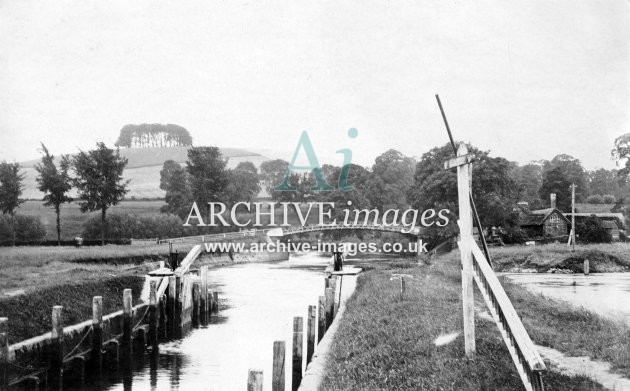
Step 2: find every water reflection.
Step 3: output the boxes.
[102,253,330,391]
[504,272,630,323]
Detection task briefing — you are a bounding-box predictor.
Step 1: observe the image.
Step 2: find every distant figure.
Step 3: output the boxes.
[333,251,344,272]
[74,236,83,247]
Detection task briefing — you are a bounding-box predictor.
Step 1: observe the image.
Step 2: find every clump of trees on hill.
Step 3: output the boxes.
[115,124,193,148]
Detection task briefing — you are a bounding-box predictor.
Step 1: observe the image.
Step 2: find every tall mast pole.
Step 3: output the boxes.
[571,183,576,251]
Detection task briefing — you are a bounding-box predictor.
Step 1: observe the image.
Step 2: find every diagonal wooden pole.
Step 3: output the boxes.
[436,94,494,269]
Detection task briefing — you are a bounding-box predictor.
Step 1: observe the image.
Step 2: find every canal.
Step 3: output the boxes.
[503,272,630,324]
[103,252,331,391]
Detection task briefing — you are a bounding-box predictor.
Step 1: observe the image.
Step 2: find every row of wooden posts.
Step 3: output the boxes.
[247,273,342,391]
[0,265,218,390]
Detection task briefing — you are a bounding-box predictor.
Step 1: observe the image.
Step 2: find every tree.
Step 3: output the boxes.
[510,163,544,209]
[73,142,129,245]
[0,162,25,246]
[543,154,588,201]
[407,143,519,231]
[35,143,73,245]
[223,162,261,207]
[539,167,572,211]
[186,146,229,211]
[587,168,622,199]
[260,159,303,202]
[612,133,630,179]
[365,149,415,210]
[159,160,191,218]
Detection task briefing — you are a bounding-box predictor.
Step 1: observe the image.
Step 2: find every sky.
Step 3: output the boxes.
[0,1,628,170]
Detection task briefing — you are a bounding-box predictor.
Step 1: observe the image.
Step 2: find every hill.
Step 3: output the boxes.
[20,146,271,199]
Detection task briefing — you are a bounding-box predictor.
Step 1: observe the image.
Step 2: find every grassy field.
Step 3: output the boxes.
[18,199,167,240]
[489,242,630,272]
[16,199,365,241]
[0,243,194,295]
[320,253,624,390]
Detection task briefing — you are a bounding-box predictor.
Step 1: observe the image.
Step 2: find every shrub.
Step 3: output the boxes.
[576,215,611,243]
[82,212,186,240]
[499,227,528,245]
[602,194,616,204]
[0,214,46,244]
[586,194,603,204]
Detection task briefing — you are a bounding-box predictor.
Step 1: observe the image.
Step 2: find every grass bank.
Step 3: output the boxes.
[321,254,611,390]
[490,243,630,272]
[0,243,194,295]
[0,275,145,343]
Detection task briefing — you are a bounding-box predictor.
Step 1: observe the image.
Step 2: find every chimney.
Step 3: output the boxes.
[550,193,556,209]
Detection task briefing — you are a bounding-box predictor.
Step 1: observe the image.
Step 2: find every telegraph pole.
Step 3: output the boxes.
[571,183,576,251]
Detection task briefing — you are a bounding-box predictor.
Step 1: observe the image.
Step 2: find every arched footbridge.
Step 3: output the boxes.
[158,224,421,245]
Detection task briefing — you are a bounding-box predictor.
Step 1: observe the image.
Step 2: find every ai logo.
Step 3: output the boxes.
[275,128,358,191]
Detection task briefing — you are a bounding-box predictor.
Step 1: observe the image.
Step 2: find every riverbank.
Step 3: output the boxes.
[490,242,630,273]
[320,252,627,390]
[0,243,194,295]
[0,245,289,342]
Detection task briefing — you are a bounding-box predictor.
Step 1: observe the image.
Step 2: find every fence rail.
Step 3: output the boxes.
[471,241,546,391]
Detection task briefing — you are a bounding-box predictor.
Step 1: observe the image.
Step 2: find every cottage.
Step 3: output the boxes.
[516,194,570,238]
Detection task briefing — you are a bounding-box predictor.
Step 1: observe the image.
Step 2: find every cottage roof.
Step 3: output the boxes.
[519,207,570,226]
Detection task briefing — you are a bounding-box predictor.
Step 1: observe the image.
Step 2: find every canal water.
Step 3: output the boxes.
[104,252,331,391]
[503,272,630,324]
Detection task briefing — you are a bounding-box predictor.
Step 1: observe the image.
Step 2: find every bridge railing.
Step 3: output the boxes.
[158,229,273,244]
[470,241,546,391]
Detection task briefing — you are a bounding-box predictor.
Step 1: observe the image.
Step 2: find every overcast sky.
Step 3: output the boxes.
[1,1,628,169]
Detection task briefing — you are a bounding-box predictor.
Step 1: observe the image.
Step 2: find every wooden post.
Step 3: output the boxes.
[159,296,167,339]
[123,289,133,359]
[324,288,334,328]
[70,356,86,387]
[584,258,590,276]
[400,276,406,300]
[91,296,103,375]
[200,266,209,323]
[317,296,326,343]
[330,276,340,316]
[306,306,316,364]
[247,369,263,391]
[149,281,158,346]
[174,276,182,335]
[451,144,476,357]
[168,276,176,337]
[192,281,200,326]
[292,317,303,391]
[50,305,64,390]
[0,317,9,389]
[336,275,343,316]
[272,341,285,391]
[213,291,219,313]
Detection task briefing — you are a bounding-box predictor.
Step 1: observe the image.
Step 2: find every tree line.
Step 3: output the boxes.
[0,142,129,245]
[2,131,630,245]
[115,124,193,148]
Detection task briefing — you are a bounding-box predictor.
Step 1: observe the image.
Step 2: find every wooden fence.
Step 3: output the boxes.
[0,244,218,390]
